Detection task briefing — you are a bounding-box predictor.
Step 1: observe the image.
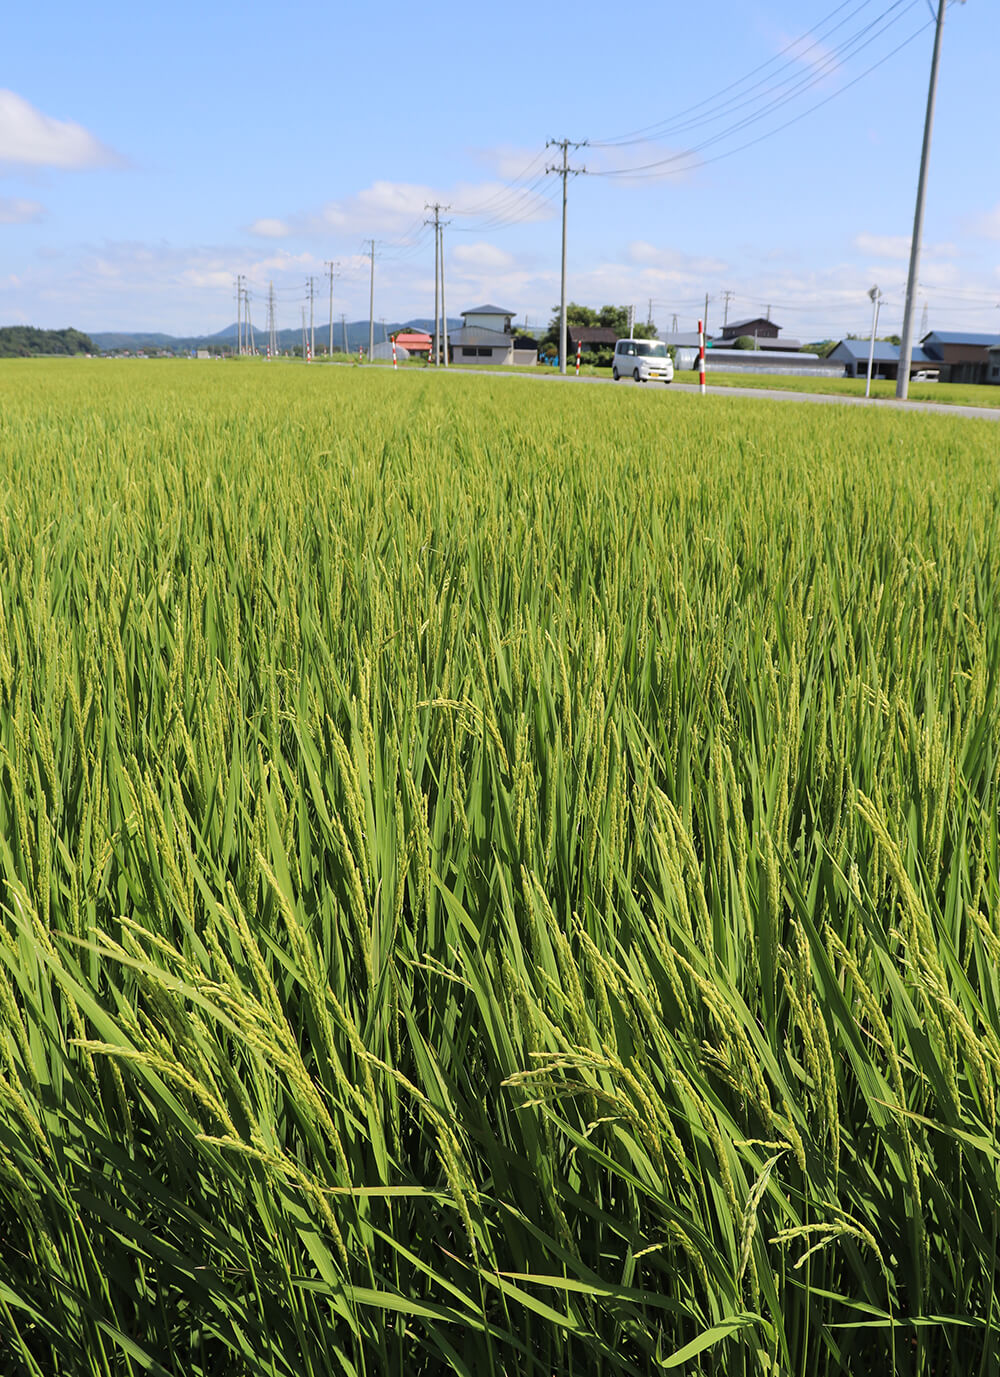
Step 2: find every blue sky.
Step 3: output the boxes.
[2,0,997,343]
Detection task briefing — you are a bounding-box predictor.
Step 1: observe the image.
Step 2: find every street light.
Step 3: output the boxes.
[865,285,882,399]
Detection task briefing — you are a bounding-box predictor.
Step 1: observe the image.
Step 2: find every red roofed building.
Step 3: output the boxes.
[393,330,431,356]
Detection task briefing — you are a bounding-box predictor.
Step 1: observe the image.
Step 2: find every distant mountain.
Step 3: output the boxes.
[90,320,463,356]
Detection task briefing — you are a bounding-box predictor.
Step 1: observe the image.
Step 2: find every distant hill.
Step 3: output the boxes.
[0,326,95,357]
[90,320,462,356]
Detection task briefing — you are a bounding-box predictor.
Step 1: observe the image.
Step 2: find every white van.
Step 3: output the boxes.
[612,339,674,383]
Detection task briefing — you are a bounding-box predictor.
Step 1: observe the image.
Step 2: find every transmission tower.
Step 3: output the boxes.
[267,282,277,359]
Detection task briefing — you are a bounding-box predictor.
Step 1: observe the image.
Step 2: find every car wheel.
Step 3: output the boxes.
[633,368,641,382]
[663,378,672,385]
[612,367,619,380]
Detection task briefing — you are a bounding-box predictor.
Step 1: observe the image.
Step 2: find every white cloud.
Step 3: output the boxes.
[249,217,292,239]
[969,204,1000,240]
[627,241,727,274]
[0,90,119,169]
[854,232,959,262]
[451,242,516,273]
[252,175,555,243]
[0,197,44,224]
[776,32,842,81]
[854,233,911,260]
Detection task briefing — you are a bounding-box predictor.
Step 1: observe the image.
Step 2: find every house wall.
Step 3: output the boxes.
[511,349,537,366]
[456,344,512,365]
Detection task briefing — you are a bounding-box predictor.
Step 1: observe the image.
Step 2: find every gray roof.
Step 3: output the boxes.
[449,326,513,347]
[461,304,515,317]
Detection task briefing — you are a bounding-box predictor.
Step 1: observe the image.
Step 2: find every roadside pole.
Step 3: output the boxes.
[575,341,582,377]
[698,320,706,396]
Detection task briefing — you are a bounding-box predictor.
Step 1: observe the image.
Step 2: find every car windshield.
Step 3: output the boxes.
[636,341,667,357]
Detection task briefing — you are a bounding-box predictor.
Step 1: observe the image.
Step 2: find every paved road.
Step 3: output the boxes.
[333,362,1000,421]
[400,364,1000,422]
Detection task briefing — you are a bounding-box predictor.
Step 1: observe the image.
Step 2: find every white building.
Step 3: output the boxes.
[448,304,515,365]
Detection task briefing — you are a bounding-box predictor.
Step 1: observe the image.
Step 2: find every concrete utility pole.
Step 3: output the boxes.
[546,139,587,375]
[704,293,710,342]
[306,277,317,360]
[897,0,953,400]
[366,239,376,361]
[425,203,450,365]
[325,261,339,357]
[267,281,277,359]
[439,221,449,367]
[341,313,348,355]
[722,289,735,329]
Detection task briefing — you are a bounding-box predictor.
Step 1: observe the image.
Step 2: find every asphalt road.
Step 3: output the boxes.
[400,364,1000,421]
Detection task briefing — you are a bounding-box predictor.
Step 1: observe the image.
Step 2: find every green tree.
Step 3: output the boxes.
[541,304,656,358]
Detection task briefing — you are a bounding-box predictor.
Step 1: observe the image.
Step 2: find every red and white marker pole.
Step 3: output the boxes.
[575,341,582,376]
[358,345,363,363]
[698,319,706,395]
[391,337,398,371]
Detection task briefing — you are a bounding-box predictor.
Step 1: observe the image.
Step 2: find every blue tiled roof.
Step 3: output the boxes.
[922,331,1000,347]
[831,339,936,364]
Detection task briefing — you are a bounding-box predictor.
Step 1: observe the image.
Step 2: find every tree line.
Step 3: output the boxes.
[0,326,95,358]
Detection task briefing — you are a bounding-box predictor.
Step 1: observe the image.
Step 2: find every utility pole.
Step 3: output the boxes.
[704,293,710,342]
[306,277,316,360]
[325,261,339,357]
[341,313,348,355]
[722,290,735,329]
[546,139,587,375]
[647,298,653,328]
[897,0,953,400]
[425,204,450,365]
[439,221,449,367]
[301,307,308,361]
[267,281,277,359]
[245,289,256,355]
[235,275,244,356]
[671,313,679,333]
[366,239,376,361]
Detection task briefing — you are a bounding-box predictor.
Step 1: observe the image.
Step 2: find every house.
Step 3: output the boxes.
[827,339,939,381]
[394,330,431,357]
[566,326,619,355]
[920,331,1000,384]
[718,316,790,348]
[448,304,517,366]
[988,344,1000,386]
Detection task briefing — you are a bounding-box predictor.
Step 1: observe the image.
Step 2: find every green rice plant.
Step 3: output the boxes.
[0,358,998,1374]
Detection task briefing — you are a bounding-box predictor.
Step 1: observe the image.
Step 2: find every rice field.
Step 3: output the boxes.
[1,358,998,1376]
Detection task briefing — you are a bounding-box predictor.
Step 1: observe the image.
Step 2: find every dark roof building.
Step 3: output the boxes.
[720,316,780,341]
[566,325,619,350]
[920,331,1000,383]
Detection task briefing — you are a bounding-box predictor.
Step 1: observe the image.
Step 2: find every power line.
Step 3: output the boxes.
[590,4,931,179]
[591,0,882,147]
